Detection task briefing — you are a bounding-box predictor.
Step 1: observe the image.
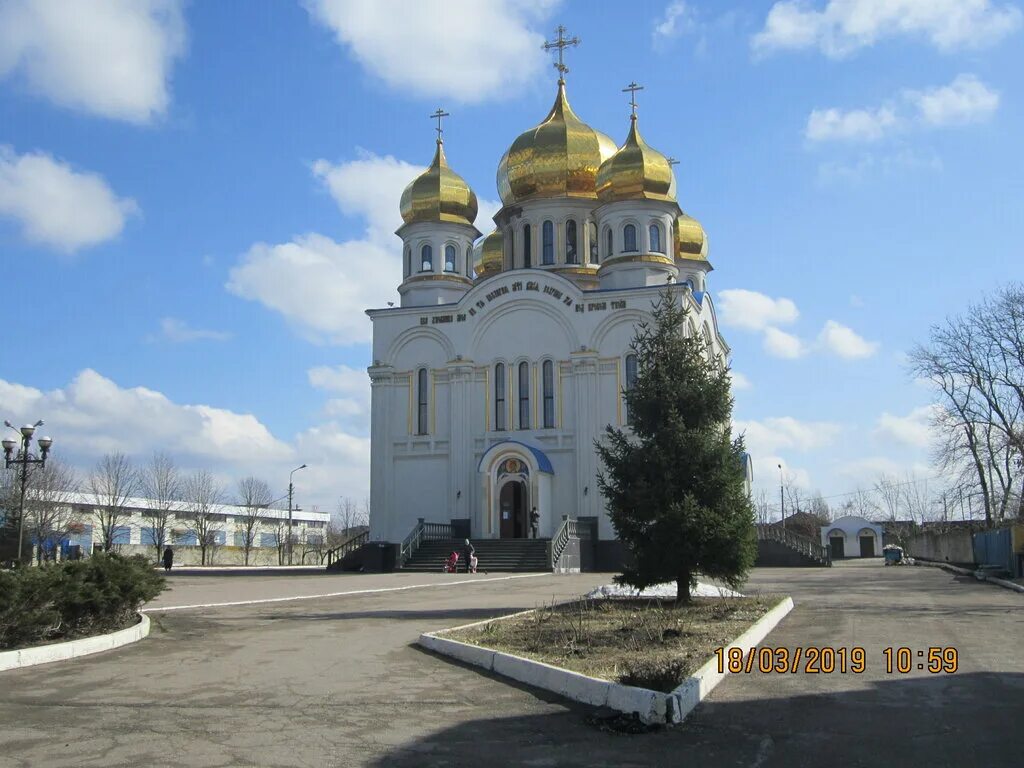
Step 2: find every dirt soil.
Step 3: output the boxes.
[447,595,782,692]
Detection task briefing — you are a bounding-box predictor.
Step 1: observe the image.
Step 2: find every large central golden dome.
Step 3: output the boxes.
[496,81,616,205]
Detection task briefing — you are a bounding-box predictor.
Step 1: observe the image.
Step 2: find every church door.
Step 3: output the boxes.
[499,480,527,539]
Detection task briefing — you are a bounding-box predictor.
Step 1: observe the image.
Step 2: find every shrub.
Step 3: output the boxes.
[0,554,165,650]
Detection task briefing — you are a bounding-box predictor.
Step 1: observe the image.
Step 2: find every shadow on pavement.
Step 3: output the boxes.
[255,607,528,623]
[367,672,1024,768]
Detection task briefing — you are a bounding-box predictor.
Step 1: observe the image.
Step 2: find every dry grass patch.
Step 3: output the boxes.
[448,595,781,693]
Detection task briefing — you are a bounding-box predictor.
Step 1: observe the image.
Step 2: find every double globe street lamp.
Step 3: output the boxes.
[3,419,54,565]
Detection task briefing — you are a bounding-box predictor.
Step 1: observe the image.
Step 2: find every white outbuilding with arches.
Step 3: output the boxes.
[821,516,884,559]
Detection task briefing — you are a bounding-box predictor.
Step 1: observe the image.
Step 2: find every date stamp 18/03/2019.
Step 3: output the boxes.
[713,646,960,675]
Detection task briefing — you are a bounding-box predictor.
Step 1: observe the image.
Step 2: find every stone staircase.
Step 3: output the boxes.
[401,538,551,573]
[755,524,831,567]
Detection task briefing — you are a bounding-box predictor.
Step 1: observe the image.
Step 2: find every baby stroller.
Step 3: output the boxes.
[442,551,459,573]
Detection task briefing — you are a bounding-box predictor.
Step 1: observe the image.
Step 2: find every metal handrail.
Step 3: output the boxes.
[756,524,831,565]
[323,530,369,567]
[399,519,453,567]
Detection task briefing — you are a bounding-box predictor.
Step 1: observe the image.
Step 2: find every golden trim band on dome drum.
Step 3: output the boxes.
[597,253,675,270]
[402,273,473,286]
[549,265,599,276]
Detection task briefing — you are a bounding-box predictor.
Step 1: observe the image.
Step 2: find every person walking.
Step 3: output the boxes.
[162,546,174,572]
[462,539,475,574]
[530,507,540,539]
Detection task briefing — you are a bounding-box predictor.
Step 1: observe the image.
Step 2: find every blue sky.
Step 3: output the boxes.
[1,0,1022,516]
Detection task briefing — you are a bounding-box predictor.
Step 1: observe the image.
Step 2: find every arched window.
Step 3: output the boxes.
[518,361,530,429]
[649,224,662,253]
[565,220,578,263]
[623,224,637,252]
[589,221,598,263]
[420,244,433,271]
[542,220,554,264]
[542,360,555,428]
[605,227,613,258]
[466,246,473,277]
[444,244,456,272]
[417,368,429,435]
[523,224,532,268]
[494,363,506,431]
[624,354,638,425]
[404,246,411,277]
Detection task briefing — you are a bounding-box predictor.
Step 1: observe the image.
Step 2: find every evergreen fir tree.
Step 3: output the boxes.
[596,288,756,605]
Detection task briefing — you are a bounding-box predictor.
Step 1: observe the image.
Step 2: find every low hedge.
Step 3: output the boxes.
[0,553,165,651]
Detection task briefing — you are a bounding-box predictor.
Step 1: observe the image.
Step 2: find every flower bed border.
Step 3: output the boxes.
[0,614,150,672]
[418,596,794,725]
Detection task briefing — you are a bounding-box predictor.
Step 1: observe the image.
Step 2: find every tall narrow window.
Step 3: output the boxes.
[624,224,637,252]
[649,224,662,253]
[542,220,554,264]
[565,220,578,263]
[522,224,532,268]
[606,227,613,258]
[444,244,456,271]
[589,221,598,263]
[624,354,638,425]
[542,360,555,428]
[421,244,433,271]
[494,363,506,431]
[417,368,429,435]
[466,246,473,277]
[404,247,411,277]
[518,361,530,429]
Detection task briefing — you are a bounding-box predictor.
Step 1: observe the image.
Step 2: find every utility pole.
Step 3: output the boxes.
[287,463,307,566]
[778,463,785,530]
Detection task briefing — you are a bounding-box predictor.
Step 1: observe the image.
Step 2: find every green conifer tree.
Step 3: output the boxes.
[596,289,756,604]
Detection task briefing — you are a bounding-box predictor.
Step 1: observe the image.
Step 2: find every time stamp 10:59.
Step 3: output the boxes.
[713,646,960,675]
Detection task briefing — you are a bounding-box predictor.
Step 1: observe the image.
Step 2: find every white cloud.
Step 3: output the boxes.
[308,364,370,432]
[763,327,806,359]
[156,317,232,343]
[654,1,698,43]
[305,0,556,103]
[875,405,938,448]
[718,289,799,331]
[729,371,752,390]
[817,320,878,359]
[816,149,943,185]
[906,74,999,126]
[0,146,138,252]
[735,417,840,491]
[753,0,1021,58]
[229,152,498,344]
[806,105,897,142]
[0,0,186,123]
[0,369,372,511]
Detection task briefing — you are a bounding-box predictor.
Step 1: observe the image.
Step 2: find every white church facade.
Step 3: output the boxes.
[367,56,730,558]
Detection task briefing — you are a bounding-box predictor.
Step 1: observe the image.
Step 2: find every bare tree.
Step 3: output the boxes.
[753,488,772,525]
[181,470,224,566]
[335,496,369,535]
[807,491,831,523]
[88,453,140,551]
[236,476,272,566]
[900,472,936,523]
[272,515,289,565]
[873,474,902,522]
[140,452,181,562]
[24,460,79,563]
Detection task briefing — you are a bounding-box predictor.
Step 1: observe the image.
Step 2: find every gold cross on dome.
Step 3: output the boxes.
[623,81,644,117]
[543,25,580,82]
[667,157,680,167]
[430,107,450,141]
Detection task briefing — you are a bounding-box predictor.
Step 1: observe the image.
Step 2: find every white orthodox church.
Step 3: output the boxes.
[366,47,730,559]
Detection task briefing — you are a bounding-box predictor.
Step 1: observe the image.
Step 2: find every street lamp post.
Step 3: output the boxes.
[287,463,307,565]
[778,463,785,530]
[3,420,53,565]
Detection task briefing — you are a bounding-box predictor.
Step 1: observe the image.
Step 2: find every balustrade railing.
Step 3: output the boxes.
[756,524,831,565]
[323,530,369,567]
[550,517,594,569]
[399,519,452,567]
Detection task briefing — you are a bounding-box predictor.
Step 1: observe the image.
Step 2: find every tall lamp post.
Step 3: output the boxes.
[778,463,785,530]
[3,420,53,565]
[287,463,307,565]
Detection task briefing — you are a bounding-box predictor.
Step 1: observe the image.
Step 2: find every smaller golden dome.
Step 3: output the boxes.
[400,140,478,227]
[596,116,675,203]
[475,229,504,278]
[675,214,708,260]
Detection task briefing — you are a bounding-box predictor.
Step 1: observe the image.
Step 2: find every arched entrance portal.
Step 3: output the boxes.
[499,479,529,539]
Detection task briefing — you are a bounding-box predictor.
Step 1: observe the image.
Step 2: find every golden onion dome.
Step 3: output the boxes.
[400,140,478,227]
[475,229,504,277]
[496,81,617,205]
[675,214,708,260]
[596,116,675,203]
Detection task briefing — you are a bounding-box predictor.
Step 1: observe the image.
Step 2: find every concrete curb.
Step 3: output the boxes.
[0,614,150,673]
[914,561,1024,593]
[418,596,794,725]
[666,596,794,724]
